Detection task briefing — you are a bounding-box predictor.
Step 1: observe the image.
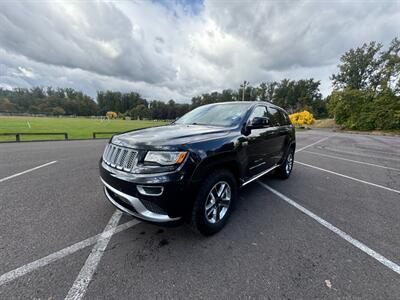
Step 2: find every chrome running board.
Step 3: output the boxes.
[241,164,279,187]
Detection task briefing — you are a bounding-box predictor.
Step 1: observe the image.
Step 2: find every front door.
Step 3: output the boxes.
[246,105,277,177]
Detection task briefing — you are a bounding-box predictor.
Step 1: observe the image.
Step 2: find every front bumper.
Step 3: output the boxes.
[100,160,195,223]
[101,178,181,223]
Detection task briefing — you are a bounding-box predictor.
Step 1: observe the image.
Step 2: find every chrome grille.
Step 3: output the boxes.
[103,144,138,172]
[125,151,137,169]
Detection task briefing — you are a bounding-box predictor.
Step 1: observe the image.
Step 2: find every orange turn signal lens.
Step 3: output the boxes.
[175,152,187,164]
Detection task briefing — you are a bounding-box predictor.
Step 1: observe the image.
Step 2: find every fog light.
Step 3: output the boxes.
[137,185,164,196]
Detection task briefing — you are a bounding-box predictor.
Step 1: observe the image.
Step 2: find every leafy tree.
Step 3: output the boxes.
[331,41,382,91]
[129,104,150,120]
[97,91,147,115]
[52,106,65,115]
[257,82,268,101]
[272,79,325,116]
[329,38,400,130]
[373,90,400,129]
[0,98,15,111]
[377,38,400,93]
[0,87,98,115]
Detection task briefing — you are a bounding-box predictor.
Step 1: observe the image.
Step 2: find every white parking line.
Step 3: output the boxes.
[295,136,331,153]
[65,210,123,300]
[257,181,400,275]
[0,218,141,286]
[296,161,400,194]
[0,161,57,183]
[314,146,400,162]
[302,150,400,172]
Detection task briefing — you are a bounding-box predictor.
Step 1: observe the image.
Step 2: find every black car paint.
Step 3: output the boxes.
[99,102,296,222]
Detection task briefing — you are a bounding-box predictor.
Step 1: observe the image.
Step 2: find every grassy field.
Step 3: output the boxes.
[0,116,168,142]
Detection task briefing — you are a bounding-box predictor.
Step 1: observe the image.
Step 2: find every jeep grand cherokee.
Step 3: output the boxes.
[99,102,295,235]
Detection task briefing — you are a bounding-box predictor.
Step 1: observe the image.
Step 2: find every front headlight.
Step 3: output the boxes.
[144,151,187,166]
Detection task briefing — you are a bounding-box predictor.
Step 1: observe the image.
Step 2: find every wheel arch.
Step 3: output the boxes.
[289,141,296,151]
[190,153,243,187]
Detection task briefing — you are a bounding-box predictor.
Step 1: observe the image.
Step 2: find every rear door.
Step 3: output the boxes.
[266,106,287,165]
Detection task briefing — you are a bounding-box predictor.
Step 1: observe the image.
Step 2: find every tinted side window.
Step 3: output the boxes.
[279,110,291,125]
[249,106,268,120]
[267,107,282,126]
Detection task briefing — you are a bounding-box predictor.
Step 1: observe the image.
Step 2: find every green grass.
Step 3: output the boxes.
[0,116,168,142]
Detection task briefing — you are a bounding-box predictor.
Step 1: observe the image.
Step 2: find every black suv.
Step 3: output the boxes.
[99,102,295,235]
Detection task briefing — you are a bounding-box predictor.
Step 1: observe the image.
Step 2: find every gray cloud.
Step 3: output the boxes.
[0,1,176,84]
[205,0,400,70]
[0,0,399,101]
[0,49,187,101]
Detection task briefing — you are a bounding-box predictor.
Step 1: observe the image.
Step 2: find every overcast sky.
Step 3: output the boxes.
[0,0,399,102]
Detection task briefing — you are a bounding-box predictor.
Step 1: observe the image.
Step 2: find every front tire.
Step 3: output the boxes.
[276,148,294,179]
[191,169,237,236]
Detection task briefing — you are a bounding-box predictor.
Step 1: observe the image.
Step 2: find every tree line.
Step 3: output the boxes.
[0,87,98,116]
[0,78,327,119]
[190,78,327,118]
[0,38,398,130]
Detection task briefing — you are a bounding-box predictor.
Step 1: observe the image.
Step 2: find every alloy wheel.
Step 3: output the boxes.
[286,152,293,175]
[204,181,231,224]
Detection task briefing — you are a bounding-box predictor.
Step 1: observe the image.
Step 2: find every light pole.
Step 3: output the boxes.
[240,81,249,101]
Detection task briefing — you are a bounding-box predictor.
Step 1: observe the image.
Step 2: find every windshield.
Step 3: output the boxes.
[175,103,251,127]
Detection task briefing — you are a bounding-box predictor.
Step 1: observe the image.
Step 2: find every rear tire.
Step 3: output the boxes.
[191,169,237,236]
[276,147,294,179]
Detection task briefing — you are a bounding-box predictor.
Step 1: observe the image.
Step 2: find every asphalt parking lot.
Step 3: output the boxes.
[0,129,399,299]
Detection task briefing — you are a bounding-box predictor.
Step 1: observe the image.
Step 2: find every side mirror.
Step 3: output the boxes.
[249,117,269,129]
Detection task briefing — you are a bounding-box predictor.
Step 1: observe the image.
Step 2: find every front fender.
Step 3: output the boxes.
[190,151,245,184]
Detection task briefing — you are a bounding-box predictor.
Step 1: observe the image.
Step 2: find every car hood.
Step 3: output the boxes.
[112,124,231,150]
